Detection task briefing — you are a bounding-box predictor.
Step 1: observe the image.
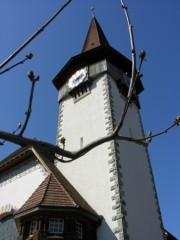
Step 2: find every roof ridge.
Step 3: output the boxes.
[39,173,52,205]
[51,172,77,206]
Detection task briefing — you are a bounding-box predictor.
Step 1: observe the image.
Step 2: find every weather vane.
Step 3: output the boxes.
[91,6,95,18]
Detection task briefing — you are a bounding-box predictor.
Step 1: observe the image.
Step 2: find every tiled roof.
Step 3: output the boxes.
[81,17,109,53]
[15,147,97,217]
[0,146,32,174]
[16,173,76,214]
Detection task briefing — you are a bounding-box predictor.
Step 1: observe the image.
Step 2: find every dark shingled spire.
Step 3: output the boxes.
[81,17,109,53]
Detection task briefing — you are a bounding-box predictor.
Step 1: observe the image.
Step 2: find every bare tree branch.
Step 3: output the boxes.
[18,71,39,136]
[0,70,39,146]
[113,0,137,135]
[113,1,146,138]
[0,0,72,70]
[0,130,73,159]
[0,119,179,160]
[120,0,136,100]
[0,1,179,163]
[137,122,179,144]
[0,53,33,76]
[0,124,21,146]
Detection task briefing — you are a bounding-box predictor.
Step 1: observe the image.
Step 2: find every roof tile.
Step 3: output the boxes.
[82,17,109,53]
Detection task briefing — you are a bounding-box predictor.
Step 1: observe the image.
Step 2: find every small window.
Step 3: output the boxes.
[29,221,36,236]
[76,221,83,239]
[49,218,64,234]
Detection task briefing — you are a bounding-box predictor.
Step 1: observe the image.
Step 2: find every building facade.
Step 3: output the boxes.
[0,15,177,240]
[0,147,99,240]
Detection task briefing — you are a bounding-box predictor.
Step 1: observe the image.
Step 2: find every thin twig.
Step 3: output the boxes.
[19,71,39,136]
[113,0,137,135]
[0,53,33,76]
[121,0,136,99]
[0,0,72,70]
[136,123,177,143]
[116,122,178,146]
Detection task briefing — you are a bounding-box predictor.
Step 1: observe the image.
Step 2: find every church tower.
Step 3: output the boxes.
[53,16,165,240]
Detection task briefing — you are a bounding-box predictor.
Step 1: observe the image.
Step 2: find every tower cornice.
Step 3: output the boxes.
[52,44,144,95]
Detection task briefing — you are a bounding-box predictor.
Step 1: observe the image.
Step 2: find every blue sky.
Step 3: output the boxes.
[0,1,180,238]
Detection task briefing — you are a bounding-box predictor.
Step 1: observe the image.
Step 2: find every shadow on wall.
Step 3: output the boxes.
[97,218,118,240]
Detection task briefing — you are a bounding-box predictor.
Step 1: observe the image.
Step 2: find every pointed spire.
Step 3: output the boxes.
[81,15,109,53]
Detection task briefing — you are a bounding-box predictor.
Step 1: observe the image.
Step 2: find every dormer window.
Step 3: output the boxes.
[48,218,64,234]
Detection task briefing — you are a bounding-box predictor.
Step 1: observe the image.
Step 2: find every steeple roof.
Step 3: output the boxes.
[81,17,109,53]
[52,16,144,95]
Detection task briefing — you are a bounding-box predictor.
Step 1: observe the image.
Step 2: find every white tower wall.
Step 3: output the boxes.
[56,61,164,240]
[109,75,164,239]
[57,74,118,240]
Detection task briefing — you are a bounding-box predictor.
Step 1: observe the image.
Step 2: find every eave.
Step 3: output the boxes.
[14,205,100,223]
[52,44,144,95]
[0,146,33,174]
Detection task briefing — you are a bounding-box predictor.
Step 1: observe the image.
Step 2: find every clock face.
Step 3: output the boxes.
[68,68,87,89]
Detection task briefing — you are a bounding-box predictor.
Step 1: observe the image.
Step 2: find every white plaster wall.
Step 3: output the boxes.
[58,76,108,148]
[0,159,47,210]
[57,75,118,240]
[56,73,164,240]
[109,76,164,239]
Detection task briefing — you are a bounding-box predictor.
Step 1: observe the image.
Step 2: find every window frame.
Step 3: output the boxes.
[76,221,83,239]
[29,221,36,236]
[48,218,64,234]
